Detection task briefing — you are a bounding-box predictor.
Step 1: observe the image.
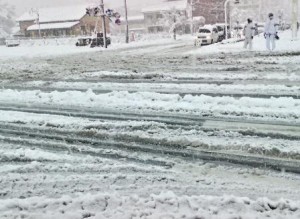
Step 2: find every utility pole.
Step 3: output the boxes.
[37,11,41,38]
[100,0,107,48]
[124,0,129,43]
[292,0,299,40]
[224,0,240,39]
[190,0,194,35]
[224,0,230,39]
[30,8,41,38]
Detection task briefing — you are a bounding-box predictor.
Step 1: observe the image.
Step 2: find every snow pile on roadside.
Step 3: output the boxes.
[63,71,300,82]
[0,36,178,59]
[0,191,299,219]
[189,30,300,55]
[0,89,299,123]
[9,81,299,96]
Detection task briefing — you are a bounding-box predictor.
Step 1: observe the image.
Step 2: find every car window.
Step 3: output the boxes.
[199,29,211,33]
[234,26,243,30]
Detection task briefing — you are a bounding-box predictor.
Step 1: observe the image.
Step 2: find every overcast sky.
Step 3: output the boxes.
[4,0,163,16]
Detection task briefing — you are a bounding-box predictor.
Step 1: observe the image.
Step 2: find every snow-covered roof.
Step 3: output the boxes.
[142,0,187,13]
[27,21,80,31]
[128,15,145,21]
[120,15,144,22]
[17,5,88,23]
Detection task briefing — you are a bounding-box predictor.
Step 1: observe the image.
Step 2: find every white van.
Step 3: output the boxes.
[196,25,219,45]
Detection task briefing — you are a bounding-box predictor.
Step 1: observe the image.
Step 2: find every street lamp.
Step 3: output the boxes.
[224,0,240,39]
[189,0,200,35]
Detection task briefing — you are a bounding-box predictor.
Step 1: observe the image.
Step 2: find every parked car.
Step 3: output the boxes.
[75,37,92,47]
[5,39,20,47]
[215,23,230,41]
[196,25,219,45]
[90,36,111,48]
[75,33,111,48]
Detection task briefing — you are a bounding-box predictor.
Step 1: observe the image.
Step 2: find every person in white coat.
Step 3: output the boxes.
[264,13,278,51]
[243,18,255,50]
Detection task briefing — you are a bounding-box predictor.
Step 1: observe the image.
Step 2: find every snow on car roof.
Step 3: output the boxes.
[17,5,88,23]
[27,21,80,31]
[200,25,216,30]
[142,0,187,13]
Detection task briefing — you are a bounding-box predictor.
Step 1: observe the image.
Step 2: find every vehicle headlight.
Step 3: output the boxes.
[206,36,211,39]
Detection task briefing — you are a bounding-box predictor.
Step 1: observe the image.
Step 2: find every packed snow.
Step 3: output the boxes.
[1,26,300,219]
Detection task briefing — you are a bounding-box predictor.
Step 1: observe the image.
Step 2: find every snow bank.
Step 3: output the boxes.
[0,89,299,123]
[189,31,300,56]
[0,191,299,219]
[0,35,177,59]
[15,81,300,96]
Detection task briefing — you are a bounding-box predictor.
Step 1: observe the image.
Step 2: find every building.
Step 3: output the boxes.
[16,5,110,38]
[142,0,188,33]
[231,0,298,23]
[119,15,146,34]
[188,0,226,24]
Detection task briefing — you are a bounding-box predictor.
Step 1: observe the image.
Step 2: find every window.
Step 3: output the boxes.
[157,14,163,19]
[81,26,87,35]
[199,29,211,33]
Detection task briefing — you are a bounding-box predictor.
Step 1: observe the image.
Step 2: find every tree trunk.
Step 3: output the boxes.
[173,29,176,40]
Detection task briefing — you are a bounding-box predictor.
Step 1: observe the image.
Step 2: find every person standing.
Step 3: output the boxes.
[264,13,278,51]
[243,18,255,50]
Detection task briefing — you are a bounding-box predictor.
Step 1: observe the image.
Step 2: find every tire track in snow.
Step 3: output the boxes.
[1,117,300,174]
[1,86,299,99]
[0,104,299,129]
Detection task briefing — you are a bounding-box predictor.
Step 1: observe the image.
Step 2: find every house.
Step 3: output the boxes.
[16,5,110,38]
[142,0,188,33]
[118,15,146,34]
[188,0,226,25]
[233,0,293,22]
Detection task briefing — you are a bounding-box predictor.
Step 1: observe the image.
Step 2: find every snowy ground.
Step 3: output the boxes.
[0,31,300,218]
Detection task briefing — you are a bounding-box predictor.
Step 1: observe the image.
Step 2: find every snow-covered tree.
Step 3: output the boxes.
[0,0,15,37]
[191,16,205,33]
[230,6,257,25]
[159,7,187,40]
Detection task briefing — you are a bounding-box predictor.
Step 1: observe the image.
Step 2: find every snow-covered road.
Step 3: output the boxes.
[0,32,300,218]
